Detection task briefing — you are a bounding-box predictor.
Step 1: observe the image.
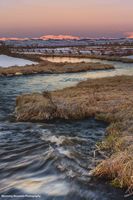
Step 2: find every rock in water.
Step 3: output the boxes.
[15,92,57,121]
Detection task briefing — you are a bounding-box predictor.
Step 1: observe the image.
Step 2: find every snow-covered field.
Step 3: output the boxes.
[0,55,37,68]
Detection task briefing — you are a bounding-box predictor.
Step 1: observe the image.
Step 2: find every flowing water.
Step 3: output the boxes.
[41,56,133,78]
[0,56,132,200]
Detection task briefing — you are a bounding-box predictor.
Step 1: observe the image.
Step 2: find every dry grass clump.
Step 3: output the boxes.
[15,75,133,193]
[15,92,57,121]
[0,60,114,77]
[94,150,133,194]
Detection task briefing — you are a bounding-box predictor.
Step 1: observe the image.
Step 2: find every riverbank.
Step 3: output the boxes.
[0,60,114,77]
[2,48,133,64]
[15,75,133,196]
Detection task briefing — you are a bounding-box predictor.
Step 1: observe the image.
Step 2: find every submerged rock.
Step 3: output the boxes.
[15,92,57,121]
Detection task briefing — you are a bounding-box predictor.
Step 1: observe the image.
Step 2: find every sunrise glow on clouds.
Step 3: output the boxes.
[0,0,133,38]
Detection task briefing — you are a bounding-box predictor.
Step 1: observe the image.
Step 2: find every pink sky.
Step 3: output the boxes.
[0,0,133,38]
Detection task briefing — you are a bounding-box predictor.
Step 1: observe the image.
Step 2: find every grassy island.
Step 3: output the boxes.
[0,60,114,77]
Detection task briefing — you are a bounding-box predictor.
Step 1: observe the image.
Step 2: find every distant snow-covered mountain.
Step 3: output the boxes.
[0,35,80,41]
[0,37,29,41]
[40,35,80,40]
[0,34,133,42]
[0,35,132,48]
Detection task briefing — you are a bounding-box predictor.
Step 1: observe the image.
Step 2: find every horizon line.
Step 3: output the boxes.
[0,34,133,41]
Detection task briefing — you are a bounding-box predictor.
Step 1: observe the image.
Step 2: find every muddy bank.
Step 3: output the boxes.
[0,60,114,77]
[15,75,133,196]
